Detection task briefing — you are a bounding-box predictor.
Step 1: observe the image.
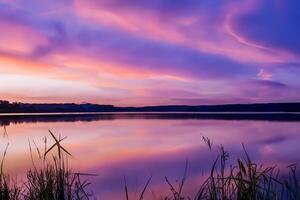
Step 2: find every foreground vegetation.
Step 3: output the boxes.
[150,137,300,200]
[0,131,93,200]
[1,133,300,200]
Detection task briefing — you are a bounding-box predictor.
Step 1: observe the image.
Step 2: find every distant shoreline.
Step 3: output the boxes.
[2,100,300,113]
[2,111,300,116]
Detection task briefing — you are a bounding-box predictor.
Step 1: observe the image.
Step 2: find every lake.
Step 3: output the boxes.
[0,112,300,199]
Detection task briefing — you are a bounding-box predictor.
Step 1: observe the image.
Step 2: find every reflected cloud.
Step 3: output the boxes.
[1,116,300,198]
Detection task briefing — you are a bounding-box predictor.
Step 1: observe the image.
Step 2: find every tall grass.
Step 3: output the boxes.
[186,139,300,200]
[0,130,93,200]
[0,144,21,200]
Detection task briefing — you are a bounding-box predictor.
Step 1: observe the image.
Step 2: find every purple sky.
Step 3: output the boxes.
[0,0,299,106]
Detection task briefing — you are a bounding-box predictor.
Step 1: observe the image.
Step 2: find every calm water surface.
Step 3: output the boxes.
[0,113,300,199]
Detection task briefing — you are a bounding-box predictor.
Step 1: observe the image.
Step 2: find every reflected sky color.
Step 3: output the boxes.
[1,116,300,199]
[0,0,300,105]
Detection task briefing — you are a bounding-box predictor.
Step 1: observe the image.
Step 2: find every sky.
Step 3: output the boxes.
[0,0,299,106]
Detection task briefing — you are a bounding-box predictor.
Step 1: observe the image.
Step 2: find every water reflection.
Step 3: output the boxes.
[1,112,300,127]
[0,113,300,199]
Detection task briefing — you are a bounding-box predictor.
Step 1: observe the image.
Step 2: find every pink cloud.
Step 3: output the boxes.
[0,17,48,55]
[74,0,298,64]
[257,69,272,80]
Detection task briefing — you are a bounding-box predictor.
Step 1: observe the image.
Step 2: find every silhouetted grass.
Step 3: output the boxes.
[161,138,300,200]
[0,130,93,200]
[0,144,21,200]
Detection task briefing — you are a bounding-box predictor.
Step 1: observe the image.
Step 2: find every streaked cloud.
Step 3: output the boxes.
[0,0,299,105]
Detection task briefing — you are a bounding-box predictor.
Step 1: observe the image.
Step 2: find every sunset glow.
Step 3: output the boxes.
[0,0,299,105]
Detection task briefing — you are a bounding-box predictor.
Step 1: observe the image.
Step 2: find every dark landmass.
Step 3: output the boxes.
[1,100,300,113]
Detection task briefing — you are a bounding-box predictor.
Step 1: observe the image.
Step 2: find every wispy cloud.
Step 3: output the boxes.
[0,0,299,105]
